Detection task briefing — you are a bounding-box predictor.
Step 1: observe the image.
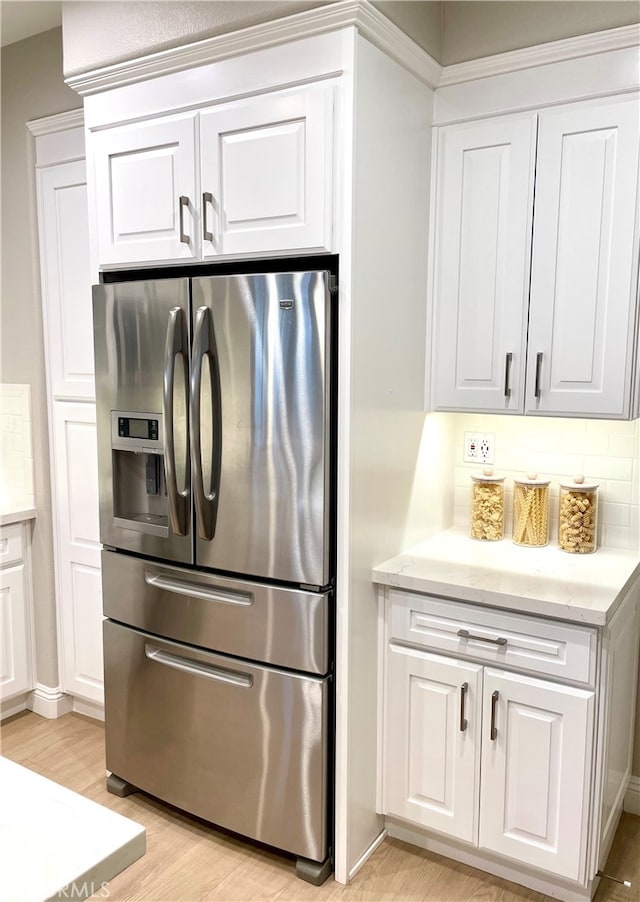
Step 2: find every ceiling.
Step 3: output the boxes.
[1,1,62,48]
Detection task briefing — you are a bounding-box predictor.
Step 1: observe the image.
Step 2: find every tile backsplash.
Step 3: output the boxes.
[453,414,640,551]
[0,384,35,508]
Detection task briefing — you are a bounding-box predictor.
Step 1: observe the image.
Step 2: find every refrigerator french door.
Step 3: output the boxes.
[93,269,334,883]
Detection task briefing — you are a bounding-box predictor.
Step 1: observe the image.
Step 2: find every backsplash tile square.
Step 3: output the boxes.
[452,414,640,551]
[0,384,35,508]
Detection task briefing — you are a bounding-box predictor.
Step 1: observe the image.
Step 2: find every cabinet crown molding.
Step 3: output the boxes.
[439,23,640,88]
[65,0,441,97]
[27,109,84,137]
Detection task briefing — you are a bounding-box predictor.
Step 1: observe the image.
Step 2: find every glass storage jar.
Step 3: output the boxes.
[470,470,505,541]
[512,474,550,547]
[558,476,599,553]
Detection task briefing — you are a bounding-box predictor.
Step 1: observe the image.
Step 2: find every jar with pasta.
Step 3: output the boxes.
[558,476,598,553]
[470,470,505,541]
[512,474,550,547]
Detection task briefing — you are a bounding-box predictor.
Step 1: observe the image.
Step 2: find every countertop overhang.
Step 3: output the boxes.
[372,528,640,626]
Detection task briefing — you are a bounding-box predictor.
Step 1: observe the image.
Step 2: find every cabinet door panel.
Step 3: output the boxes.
[38,162,94,400]
[384,644,482,843]
[200,84,333,256]
[431,115,536,412]
[53,402,104,703]
[0,564,31,700]
[480,668,594,882]
[526,97,640,417]
[92,113,198,266]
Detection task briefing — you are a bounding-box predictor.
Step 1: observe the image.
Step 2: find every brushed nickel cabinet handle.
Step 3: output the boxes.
[490,689,499,741]
[504,352,513,399]
[179,195,189,244]
[460,682,469,732]
[457,628,507,647]
[534,352,543,399]
[202,192,214,243]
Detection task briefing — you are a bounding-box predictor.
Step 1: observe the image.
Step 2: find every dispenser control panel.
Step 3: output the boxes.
[111,411,163,453]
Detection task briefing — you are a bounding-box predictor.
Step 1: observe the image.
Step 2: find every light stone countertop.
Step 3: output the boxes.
[0,756,145,901]
[0,496,36,526]
[372,527,640,626]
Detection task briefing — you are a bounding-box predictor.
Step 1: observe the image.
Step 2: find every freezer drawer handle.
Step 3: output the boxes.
[144,571,254,606]
[191,305,222,541]
[163,306,190,536]
[145,643,253,688]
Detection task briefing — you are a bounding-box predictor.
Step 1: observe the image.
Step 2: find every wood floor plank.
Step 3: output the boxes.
[1,712,639,901]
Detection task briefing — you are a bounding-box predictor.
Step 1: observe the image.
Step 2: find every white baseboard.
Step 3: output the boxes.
[1,692,31,721]
[624,775,640,816]
[26,684,73,719]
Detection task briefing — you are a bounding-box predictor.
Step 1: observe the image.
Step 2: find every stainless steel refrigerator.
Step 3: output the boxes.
[93,269,335,884]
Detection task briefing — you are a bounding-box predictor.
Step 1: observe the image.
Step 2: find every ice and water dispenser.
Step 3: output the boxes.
[111,411,169,536]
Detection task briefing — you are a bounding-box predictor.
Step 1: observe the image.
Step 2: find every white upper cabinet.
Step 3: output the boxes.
[526,97,640,417]
[430,115,536,413]
[430,94,640,418]
[91,83,333,268]
[200,84,333,257]
[92,113,199,266]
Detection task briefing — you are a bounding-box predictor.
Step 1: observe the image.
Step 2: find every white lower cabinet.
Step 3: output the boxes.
[385,646,593,881]
[380,586,638,898]
[0,523,34,706]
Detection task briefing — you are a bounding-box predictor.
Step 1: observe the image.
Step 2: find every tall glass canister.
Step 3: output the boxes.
[512,474,550,547]
[558,476,599,553]
[470,470,505,541]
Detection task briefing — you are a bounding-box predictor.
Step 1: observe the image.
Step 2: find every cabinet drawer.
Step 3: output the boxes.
[0,524,24,567]
[387,589,597,685]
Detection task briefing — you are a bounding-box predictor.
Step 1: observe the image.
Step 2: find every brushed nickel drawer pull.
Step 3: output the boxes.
[534,351,543,399]
[457,628,507,647]
[490,689,499,741]
[459,682,468,732]
[504,352,513,399]
[179,195,190,244]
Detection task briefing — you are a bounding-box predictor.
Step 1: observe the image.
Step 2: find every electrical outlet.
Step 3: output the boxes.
[464,432,495,465]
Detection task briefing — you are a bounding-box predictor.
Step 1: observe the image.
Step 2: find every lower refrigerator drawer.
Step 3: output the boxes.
[103,619,329,862]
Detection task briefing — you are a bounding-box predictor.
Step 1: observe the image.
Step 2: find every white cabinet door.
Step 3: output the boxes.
[479,668,594,882]
[92,113,198,266]
[384,644,482,843]
[431,114,537,413]
[0,563,31,701]
[38,161,94,400]
[526,97,640,417]
[200,83,333,257]
[52,402,104,704]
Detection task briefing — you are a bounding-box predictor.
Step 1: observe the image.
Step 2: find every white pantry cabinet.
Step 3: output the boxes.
[91,82,333,268]
[0,522,34,708]
[430,94,640,418]
[379,582,639,900]
[32,116,104,713]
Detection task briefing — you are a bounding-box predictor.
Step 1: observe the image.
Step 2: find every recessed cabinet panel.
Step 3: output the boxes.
[384,644,482,843]
[39,165,94,399]
[92,113,198,265]
[479,668,594,882]
[526,97,640,416]
[431,115,537,412]
[71,563,104,700]
[200,83,333,256]
[0,565,31,701]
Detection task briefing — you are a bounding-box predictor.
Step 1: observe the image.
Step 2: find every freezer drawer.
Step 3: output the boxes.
[104,620,329,863]
[102,550,330,674]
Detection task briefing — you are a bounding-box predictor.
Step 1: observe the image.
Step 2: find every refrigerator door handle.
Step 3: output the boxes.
[163,306,190,536]
[191,305,222,541]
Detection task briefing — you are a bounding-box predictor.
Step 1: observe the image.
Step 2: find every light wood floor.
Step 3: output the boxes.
[1,711,638,901]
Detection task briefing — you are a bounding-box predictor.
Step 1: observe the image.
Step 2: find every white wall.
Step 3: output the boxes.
[442,1,640,64]
[0,27,82,688]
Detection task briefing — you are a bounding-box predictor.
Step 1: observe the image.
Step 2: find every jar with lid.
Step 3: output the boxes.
[558,476,599,553]
[470,469,505,541]
[512,474,550,547]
